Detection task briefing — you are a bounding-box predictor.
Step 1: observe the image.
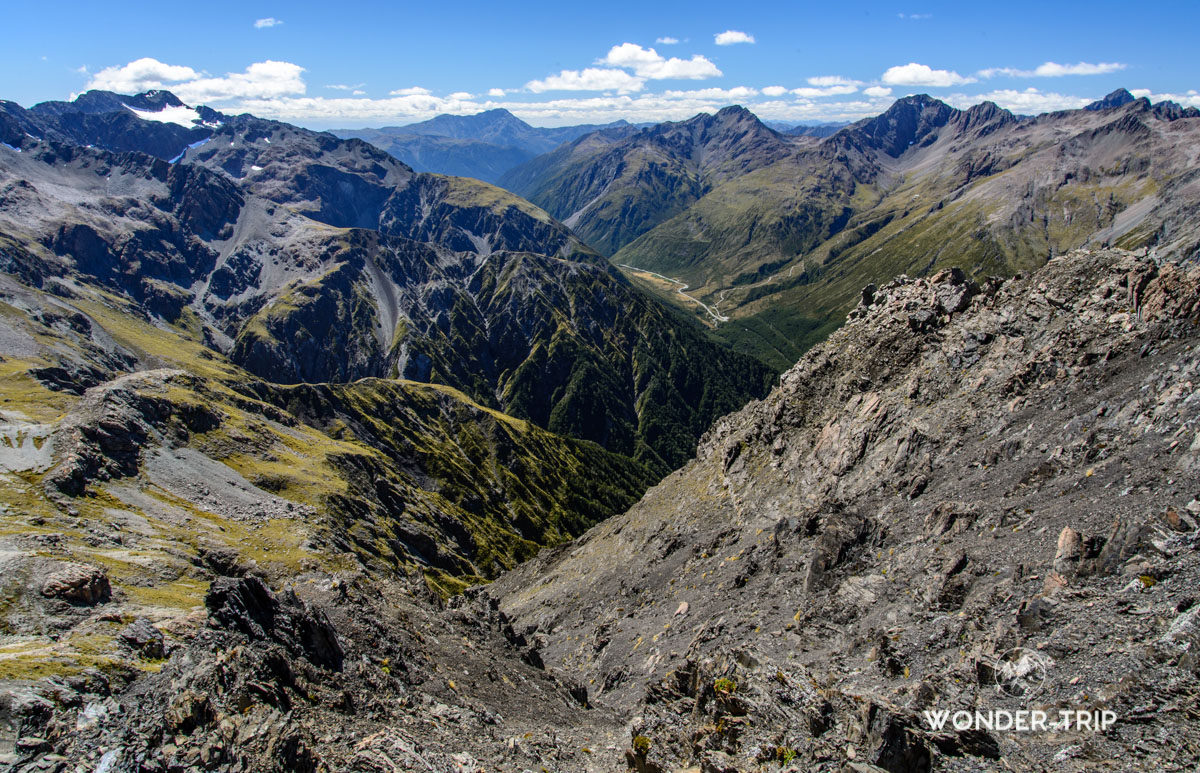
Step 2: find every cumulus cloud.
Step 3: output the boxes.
[599,43,721,80]
[488,88,507,97]
[86,57,200,94]
[390,86,431,96]
[87,58,305,103]
[656,36,680,45]
[944,87,1090,114]
[526,68,645,94]
[789,76,861,98]
[448,91,473,100]
[172,61,306,103]
[978,61,1127,79]
[762,85,788,97]
[863,85,893,98]
[254,17,282,28]
[881,62,975,87]
[714,30,755,45]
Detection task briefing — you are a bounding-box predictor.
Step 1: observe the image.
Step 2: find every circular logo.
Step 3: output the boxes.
[986,647,1051,697]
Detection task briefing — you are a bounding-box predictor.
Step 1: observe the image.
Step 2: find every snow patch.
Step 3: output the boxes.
[125,103,202,128]
[250,165,264,171]
[168,137,211,165]
[1,143,20,153]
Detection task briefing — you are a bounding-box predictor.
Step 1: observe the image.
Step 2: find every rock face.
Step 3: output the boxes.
[40,564,110,605]
[206,576,344,671]
[491,249,1200,771]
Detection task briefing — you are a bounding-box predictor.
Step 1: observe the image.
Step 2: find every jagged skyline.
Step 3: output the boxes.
[2,0,1196,127]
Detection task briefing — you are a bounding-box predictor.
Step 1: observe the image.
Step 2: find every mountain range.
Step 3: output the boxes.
[334,108,642,183]
[1,85,1199,772]
[502,89,1200,368]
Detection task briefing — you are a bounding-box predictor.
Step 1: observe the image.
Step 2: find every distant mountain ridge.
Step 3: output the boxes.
[499,105,798,257]
[334,108,641,183]
[504,90,1200,369]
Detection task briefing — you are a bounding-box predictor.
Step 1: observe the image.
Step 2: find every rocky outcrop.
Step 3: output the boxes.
[44,370,220,496]
[39,564,110,605]
[206,576,344,671]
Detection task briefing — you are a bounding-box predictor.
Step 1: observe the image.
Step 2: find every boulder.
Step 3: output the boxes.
[40,564,110,605]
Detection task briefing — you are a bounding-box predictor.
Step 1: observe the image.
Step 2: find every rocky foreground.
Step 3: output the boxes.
[4,248,1200,772]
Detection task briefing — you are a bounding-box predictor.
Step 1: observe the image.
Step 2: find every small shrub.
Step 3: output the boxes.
[713,677,737,695]
[632,735,652,756]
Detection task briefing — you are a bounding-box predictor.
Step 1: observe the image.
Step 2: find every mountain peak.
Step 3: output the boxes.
[31,89,189,117]
[714,104,756,119]
[851,94,956,157]
[1086,88,1136,111]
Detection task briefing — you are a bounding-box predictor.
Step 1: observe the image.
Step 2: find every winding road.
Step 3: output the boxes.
[617,264,729,323]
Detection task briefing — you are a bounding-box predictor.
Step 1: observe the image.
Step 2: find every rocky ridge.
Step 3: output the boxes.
[491,248,1200,771]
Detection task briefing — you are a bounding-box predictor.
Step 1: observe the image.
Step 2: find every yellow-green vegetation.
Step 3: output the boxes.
[713,677,737,695]
[631,735,652,756]
[439,175,555,224]
[0,630,143,681]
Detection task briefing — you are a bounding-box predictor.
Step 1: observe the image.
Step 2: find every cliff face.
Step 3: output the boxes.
[492,249,1200,771]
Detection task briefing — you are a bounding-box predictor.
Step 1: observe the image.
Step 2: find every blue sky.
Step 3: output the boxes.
[2,0,1196,127]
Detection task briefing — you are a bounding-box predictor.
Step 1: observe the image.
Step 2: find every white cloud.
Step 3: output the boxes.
[390,86,431,96]
[1129,89,1200,107]
[352,90,365,96]
[944,87,1090,114]
[662,86,759,100]
[714,30,755,45]
[599,43,721,80]
[169,61,306,103]
[790,77,861,98]
[86,57,200,94]
[656,36,680,45]
[762,85,788,97]
[488,88,507,97]
[792,85,860,98]
[526,68,645,94]
[863,85,893,98]
[978,61,1127,79]
[448,91,474,100]
[232,88,904,129]
[326,83,365,91]
[87,58,304,104]
[881,62,975,87]
[253,17,282,29]
[807,76,859,88]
